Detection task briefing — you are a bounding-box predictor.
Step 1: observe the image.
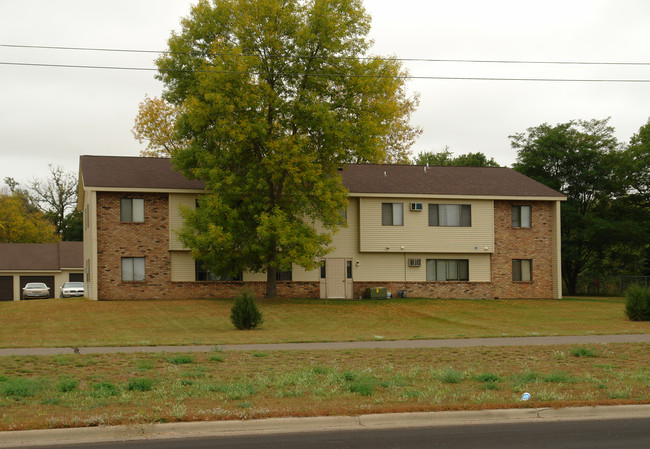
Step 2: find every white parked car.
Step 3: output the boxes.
[59,282,85,298]
[22,282,50,300]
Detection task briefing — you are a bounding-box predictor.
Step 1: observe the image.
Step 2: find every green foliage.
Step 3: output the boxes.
[434,367,465,384]
[0,377,45,398]
[91,381,120,398]
[414,148,500,167]
[145,0,420,298]
[166,354,195,365]
[0,193,59,243]
[127,377,156,392]
[474,373,501,383]
[230,293,263,330]
[625,284,650,321]
[57,377,79,393]
[570,346,598,358]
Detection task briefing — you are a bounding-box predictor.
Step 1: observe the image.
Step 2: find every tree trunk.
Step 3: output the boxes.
[265,268,277,299]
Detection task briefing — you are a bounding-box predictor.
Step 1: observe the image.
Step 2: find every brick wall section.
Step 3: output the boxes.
[492,200,554,299]
[97,192,172,300]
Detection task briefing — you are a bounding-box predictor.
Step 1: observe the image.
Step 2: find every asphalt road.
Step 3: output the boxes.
[16,418,650,449]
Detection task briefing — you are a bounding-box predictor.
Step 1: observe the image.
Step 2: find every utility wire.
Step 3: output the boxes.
[2,61,650,83]
[2,43,650,66]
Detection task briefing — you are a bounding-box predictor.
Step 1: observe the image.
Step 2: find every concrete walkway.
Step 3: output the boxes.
[2,333,650,357]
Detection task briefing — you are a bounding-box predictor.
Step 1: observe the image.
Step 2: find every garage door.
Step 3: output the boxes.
[19,276,55,299]
[0,276,13,301]
[69,273,84,282]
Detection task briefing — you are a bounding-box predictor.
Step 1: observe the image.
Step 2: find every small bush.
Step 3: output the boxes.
[91,381,120,398]
[230,292,263,330]
[127,377,156,392]
[435,367,465,384]
[349,379,374,396]
[625,285,650,321]
[167,354,194,365]
[570,346,598,358]
[474,373,500,383]
[57,377,79,393]
[209,354,224,363]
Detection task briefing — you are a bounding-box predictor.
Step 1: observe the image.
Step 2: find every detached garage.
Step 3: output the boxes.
[0,242,83,301]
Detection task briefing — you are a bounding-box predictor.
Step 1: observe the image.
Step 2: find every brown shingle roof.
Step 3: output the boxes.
[80,155,205,190]
[341,164,565,198]
[0,242,83,271]
[79,156,565,199]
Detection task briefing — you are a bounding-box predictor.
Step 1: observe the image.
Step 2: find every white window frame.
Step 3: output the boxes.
[426,259,469,281]
[382,203,404,226]
[122,257,145,282]
[512,259,532,282]
[429,204,471,227]
[512,205,531,228]
[120,198,144,223]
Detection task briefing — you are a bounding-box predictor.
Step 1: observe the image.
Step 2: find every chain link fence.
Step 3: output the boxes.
[576,276,650,296]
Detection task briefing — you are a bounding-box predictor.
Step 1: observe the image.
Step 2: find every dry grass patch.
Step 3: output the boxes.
[1,297,649,348]
[1,343,649,431]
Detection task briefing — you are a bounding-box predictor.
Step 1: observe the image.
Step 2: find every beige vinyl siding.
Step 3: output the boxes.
[83,190,98,300]
[350,253,490,282]
[170,251,195,282]
[359,197,494,254]
[169,193,197,250]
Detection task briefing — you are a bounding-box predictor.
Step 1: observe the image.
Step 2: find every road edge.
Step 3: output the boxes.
[2,405,650,447]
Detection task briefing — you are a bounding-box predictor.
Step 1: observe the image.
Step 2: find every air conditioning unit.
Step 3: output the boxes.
[408,258,421,267]
[410,202,423,212]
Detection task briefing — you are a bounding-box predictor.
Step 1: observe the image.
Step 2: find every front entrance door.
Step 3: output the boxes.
[325,258,347,299]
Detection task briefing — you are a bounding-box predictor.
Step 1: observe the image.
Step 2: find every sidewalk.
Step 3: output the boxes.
[2,333,650,357]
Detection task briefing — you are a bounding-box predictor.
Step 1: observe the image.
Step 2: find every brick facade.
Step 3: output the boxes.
[96,193,555,300]
[353,201,556,300]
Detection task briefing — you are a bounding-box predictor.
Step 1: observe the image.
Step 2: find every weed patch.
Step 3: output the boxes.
[127,378,156,392]
[166,355,194,365]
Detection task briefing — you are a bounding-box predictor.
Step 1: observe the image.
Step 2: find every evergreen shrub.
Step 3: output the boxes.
[230,292,263,330]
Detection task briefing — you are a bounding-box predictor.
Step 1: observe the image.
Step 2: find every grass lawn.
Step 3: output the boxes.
[0,297,649,348]
[1,343,649,431]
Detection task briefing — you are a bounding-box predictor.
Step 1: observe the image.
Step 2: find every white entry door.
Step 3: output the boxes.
[326,258,347,299]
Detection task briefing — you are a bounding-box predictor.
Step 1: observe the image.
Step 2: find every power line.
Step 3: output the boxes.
[2,43,650,66]
[2,60,650,83]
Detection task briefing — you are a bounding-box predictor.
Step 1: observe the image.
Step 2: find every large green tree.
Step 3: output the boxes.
[511,118,629,295]
[141,0,420,298]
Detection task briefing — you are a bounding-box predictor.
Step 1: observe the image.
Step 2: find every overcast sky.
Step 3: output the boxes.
[1,0,649,187]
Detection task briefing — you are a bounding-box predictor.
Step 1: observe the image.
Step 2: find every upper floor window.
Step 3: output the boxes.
[382,203,404,226]
[512,259,532,282]
[120,198,144,222]
[195,260,242,281]
[122,257,145,282]
[512,205,531,228]
[429,204,471,227]
[426,259,469,281]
